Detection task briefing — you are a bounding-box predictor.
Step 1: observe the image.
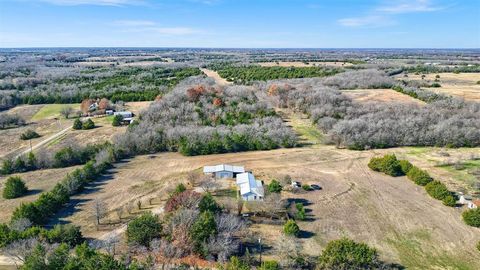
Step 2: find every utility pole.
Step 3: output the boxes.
[258,238,262,265]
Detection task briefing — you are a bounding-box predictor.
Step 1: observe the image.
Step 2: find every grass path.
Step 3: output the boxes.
[275,108,324,146]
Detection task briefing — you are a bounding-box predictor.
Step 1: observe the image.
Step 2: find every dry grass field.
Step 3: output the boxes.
[258,61,353,67]
[0,166,80,221]
[49,144,480,269]
[0,106,73,159]
[396,72,480,101]
[341,89,425,104]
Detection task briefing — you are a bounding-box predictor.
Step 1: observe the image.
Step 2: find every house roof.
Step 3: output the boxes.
[203,164,245,174]
[114,111,133,117]
[236,172,264,197]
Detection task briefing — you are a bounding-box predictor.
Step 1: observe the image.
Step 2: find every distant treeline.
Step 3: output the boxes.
[0,67,202,110]
[209,63,342,83]
[403,64,480,74]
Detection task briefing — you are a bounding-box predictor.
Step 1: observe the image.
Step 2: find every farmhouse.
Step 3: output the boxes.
[203,164,245,179]
[114,111,134,124]
[236,172,264,201]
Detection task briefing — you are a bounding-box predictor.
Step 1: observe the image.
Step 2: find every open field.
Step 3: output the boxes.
[396,73,480,101]
[0,102,151,158]
[0,118,72,158]
[258,61,353,67]
[341,89,425,104]
[31,104,80,121]
[0,166,80,221]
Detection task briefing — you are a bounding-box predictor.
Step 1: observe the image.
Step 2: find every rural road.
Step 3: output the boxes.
[15,125,71,159]
[200,68,232,86]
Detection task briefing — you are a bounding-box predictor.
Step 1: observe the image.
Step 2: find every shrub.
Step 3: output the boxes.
[43,224,84,247]
[20,129,40,140]
[302,184,313,191]
[198,193,221,213]
[407,166,433,186]
[1,159,14,175]
[462,208,480,227]
[190,211,217,255]
[442,195,456,207]
[259,260,279,270]
[126,212,162,246]
[2,176,28,199]
[283,220,300,237]
[173,183,187,195]
[82,119,95,130]
[295,203,306,220]
[399,160,413,174]
[112,114,123,126]
[368,157,383,172]
[425,181,451,200]
[223,256,250,270]
[72,118,82,130]
[267,180,283,193]
[368,154,404,176]
[317,238,378,269]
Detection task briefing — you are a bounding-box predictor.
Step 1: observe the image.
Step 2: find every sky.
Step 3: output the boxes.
[0,0,479,48]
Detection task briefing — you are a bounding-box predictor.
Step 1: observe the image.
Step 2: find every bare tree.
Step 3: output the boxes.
[93,198,107,227]
[10,218,32,232]
[274,234,303,269]
[60,106,74,119]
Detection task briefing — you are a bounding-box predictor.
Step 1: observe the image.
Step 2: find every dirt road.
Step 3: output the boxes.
[200,68,232,86]
[15,126,71,158]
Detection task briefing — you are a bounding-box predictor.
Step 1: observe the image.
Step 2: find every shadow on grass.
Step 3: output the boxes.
[26,189,43,196]
[298,230,315,239]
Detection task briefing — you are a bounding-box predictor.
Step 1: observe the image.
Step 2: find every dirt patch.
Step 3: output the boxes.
[200,68,232,86]
[342,89,425,104]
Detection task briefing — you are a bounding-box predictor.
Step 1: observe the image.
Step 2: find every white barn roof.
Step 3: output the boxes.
[203,164,245,174]
[236,172,264,197]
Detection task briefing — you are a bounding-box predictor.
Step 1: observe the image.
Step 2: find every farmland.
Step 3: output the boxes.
[0,48,479,270]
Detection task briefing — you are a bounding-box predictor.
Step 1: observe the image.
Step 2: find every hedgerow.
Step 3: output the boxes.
[407,167,433,186]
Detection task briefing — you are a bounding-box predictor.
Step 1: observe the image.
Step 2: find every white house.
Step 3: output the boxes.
[114,111,133,118]
[458,195,479,209]
[236,172,264,201]
[203,164,245,179]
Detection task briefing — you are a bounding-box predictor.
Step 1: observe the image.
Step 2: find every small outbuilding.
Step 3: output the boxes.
[203,164,245,179]
[236,172,264,201]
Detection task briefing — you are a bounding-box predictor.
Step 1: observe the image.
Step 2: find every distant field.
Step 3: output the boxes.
[341,89,425,104]
[396,73,480,101]
[31,104,80,121]
[258,61,353,67]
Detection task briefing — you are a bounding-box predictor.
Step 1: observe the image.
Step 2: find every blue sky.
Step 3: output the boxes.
[0,0,479,48]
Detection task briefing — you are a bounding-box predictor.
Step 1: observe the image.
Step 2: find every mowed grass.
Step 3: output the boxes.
[436,159,480,190]
[276,108,324,146]
[387,230,476,270]
[31,104,80,121]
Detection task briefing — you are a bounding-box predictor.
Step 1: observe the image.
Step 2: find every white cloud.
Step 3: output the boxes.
[38,0,144,6]
[377,0,443,13]
[339,0,443,28]
[338,15,393,27]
